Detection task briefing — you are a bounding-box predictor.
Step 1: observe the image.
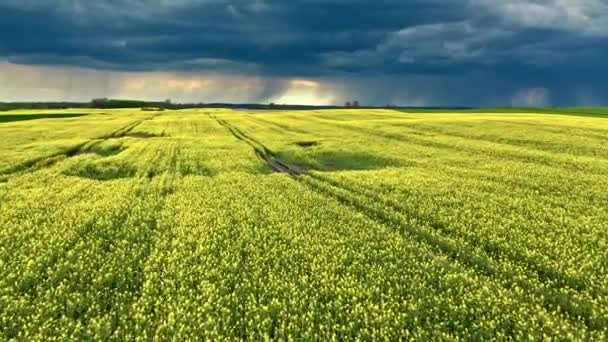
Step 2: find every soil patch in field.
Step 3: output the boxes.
[124,132,165,138]
[294,141,319,148]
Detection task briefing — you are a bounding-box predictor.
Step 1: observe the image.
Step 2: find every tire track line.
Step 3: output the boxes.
[0,115,158,181]
[211,114,607,332]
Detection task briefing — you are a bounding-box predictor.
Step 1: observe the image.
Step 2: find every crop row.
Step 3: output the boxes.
[1,109,607,339]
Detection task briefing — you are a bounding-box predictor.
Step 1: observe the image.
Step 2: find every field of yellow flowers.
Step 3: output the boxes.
[0,108,607,339]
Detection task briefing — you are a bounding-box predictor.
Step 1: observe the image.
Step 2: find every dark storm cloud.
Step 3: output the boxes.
[0,0,469,72]
[1,0,608,105]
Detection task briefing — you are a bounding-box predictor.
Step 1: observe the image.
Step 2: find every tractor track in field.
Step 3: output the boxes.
[212,114,589,290]
[211,114,608,332]
[0,115,158,182]
[299,174,606,331]
[3,180,175,340]
[387,122,608,161]
[304,116,608,175]
[309,173,597,292]
[211,115,303,176]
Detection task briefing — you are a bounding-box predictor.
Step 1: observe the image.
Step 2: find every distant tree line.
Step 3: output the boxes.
[91,98,173,109]
[1,99,477,111]
[0,102,87,111]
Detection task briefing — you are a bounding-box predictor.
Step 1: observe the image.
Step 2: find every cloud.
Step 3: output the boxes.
[1,0,608,105]
[475,0,608,36]
[377,21,511,65]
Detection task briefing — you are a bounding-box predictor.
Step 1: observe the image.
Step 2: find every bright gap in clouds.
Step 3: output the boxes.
[271,80,336,106]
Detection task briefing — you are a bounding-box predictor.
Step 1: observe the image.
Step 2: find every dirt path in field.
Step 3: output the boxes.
[210,115,304,176]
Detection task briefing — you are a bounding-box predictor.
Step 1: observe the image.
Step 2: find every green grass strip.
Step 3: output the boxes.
[0,113,89,123]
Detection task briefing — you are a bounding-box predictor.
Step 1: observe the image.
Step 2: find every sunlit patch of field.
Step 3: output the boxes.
[1,107,607,339]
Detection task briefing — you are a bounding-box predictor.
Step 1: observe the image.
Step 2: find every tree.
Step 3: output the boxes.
[91,98,109,108]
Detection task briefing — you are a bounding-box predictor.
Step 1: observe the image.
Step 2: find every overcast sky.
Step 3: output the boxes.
[1,0,607,106]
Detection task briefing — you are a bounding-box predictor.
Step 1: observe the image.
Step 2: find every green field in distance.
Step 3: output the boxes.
[1,108,607,340]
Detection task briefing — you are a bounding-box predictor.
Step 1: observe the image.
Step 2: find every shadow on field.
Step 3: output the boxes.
[63,160,137,181]
[277,150,403,172]
[74,141,126,157]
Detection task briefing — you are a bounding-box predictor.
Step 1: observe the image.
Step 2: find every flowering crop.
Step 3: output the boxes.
[0,108,606,339]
